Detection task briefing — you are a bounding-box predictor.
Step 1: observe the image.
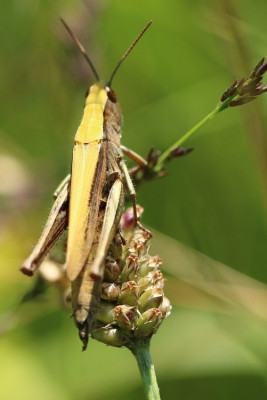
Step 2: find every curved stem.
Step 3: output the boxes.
[128,339,161,400]
[155,103,222,172]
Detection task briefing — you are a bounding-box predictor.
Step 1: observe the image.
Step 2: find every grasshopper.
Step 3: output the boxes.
[20,20,152,349]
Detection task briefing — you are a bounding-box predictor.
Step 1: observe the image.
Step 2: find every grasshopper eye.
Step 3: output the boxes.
[106,87,117,103]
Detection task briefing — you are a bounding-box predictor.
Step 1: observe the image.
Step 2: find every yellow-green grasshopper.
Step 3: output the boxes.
[20,20,152,349]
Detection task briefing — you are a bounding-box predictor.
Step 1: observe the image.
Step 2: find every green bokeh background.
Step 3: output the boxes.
[0,0,267,399]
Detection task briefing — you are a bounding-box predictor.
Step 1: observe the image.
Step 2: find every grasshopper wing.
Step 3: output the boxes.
[66,141,106,281]
[20,178,69,276]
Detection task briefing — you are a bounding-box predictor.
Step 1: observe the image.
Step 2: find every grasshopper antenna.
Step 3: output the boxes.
[108,20,152,87]
[60,18,100,81]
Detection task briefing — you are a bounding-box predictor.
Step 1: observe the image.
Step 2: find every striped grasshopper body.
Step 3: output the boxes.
[21,21,151,349]
[68,82,125,348]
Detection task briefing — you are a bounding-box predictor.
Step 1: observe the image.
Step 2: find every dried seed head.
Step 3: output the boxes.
[166,146,194,162]
[91,207,171,347]
[220,58,267,108]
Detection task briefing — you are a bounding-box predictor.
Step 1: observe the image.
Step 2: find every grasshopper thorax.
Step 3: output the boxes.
[84,81,122,143]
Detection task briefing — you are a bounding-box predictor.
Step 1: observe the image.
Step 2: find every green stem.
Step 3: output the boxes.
[128,339,161,400]
[155,102,223,172]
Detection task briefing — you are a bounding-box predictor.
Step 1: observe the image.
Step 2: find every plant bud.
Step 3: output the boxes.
[104,256,121,282]
[91,327,128,347]
[159,296,172,319]
[147,255,162,268]
[96,303,115,325]
[128,231,150,258]
[120,253,140,282]
[138,262,153,278]
[138,286,163,312]
[121,206,144,231]
[119,281,139,306]
[137,275,152,293]
[136,308,162,337]
[113,305,138,331]
[101,283,120,302]
[138,270,164,294]
[139,255,162,277]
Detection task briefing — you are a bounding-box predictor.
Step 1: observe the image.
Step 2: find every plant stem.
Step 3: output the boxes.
[128,339,161,400]
[155,102,222,172]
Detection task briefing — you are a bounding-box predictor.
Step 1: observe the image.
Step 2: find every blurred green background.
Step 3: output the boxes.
[1,0,267,399]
